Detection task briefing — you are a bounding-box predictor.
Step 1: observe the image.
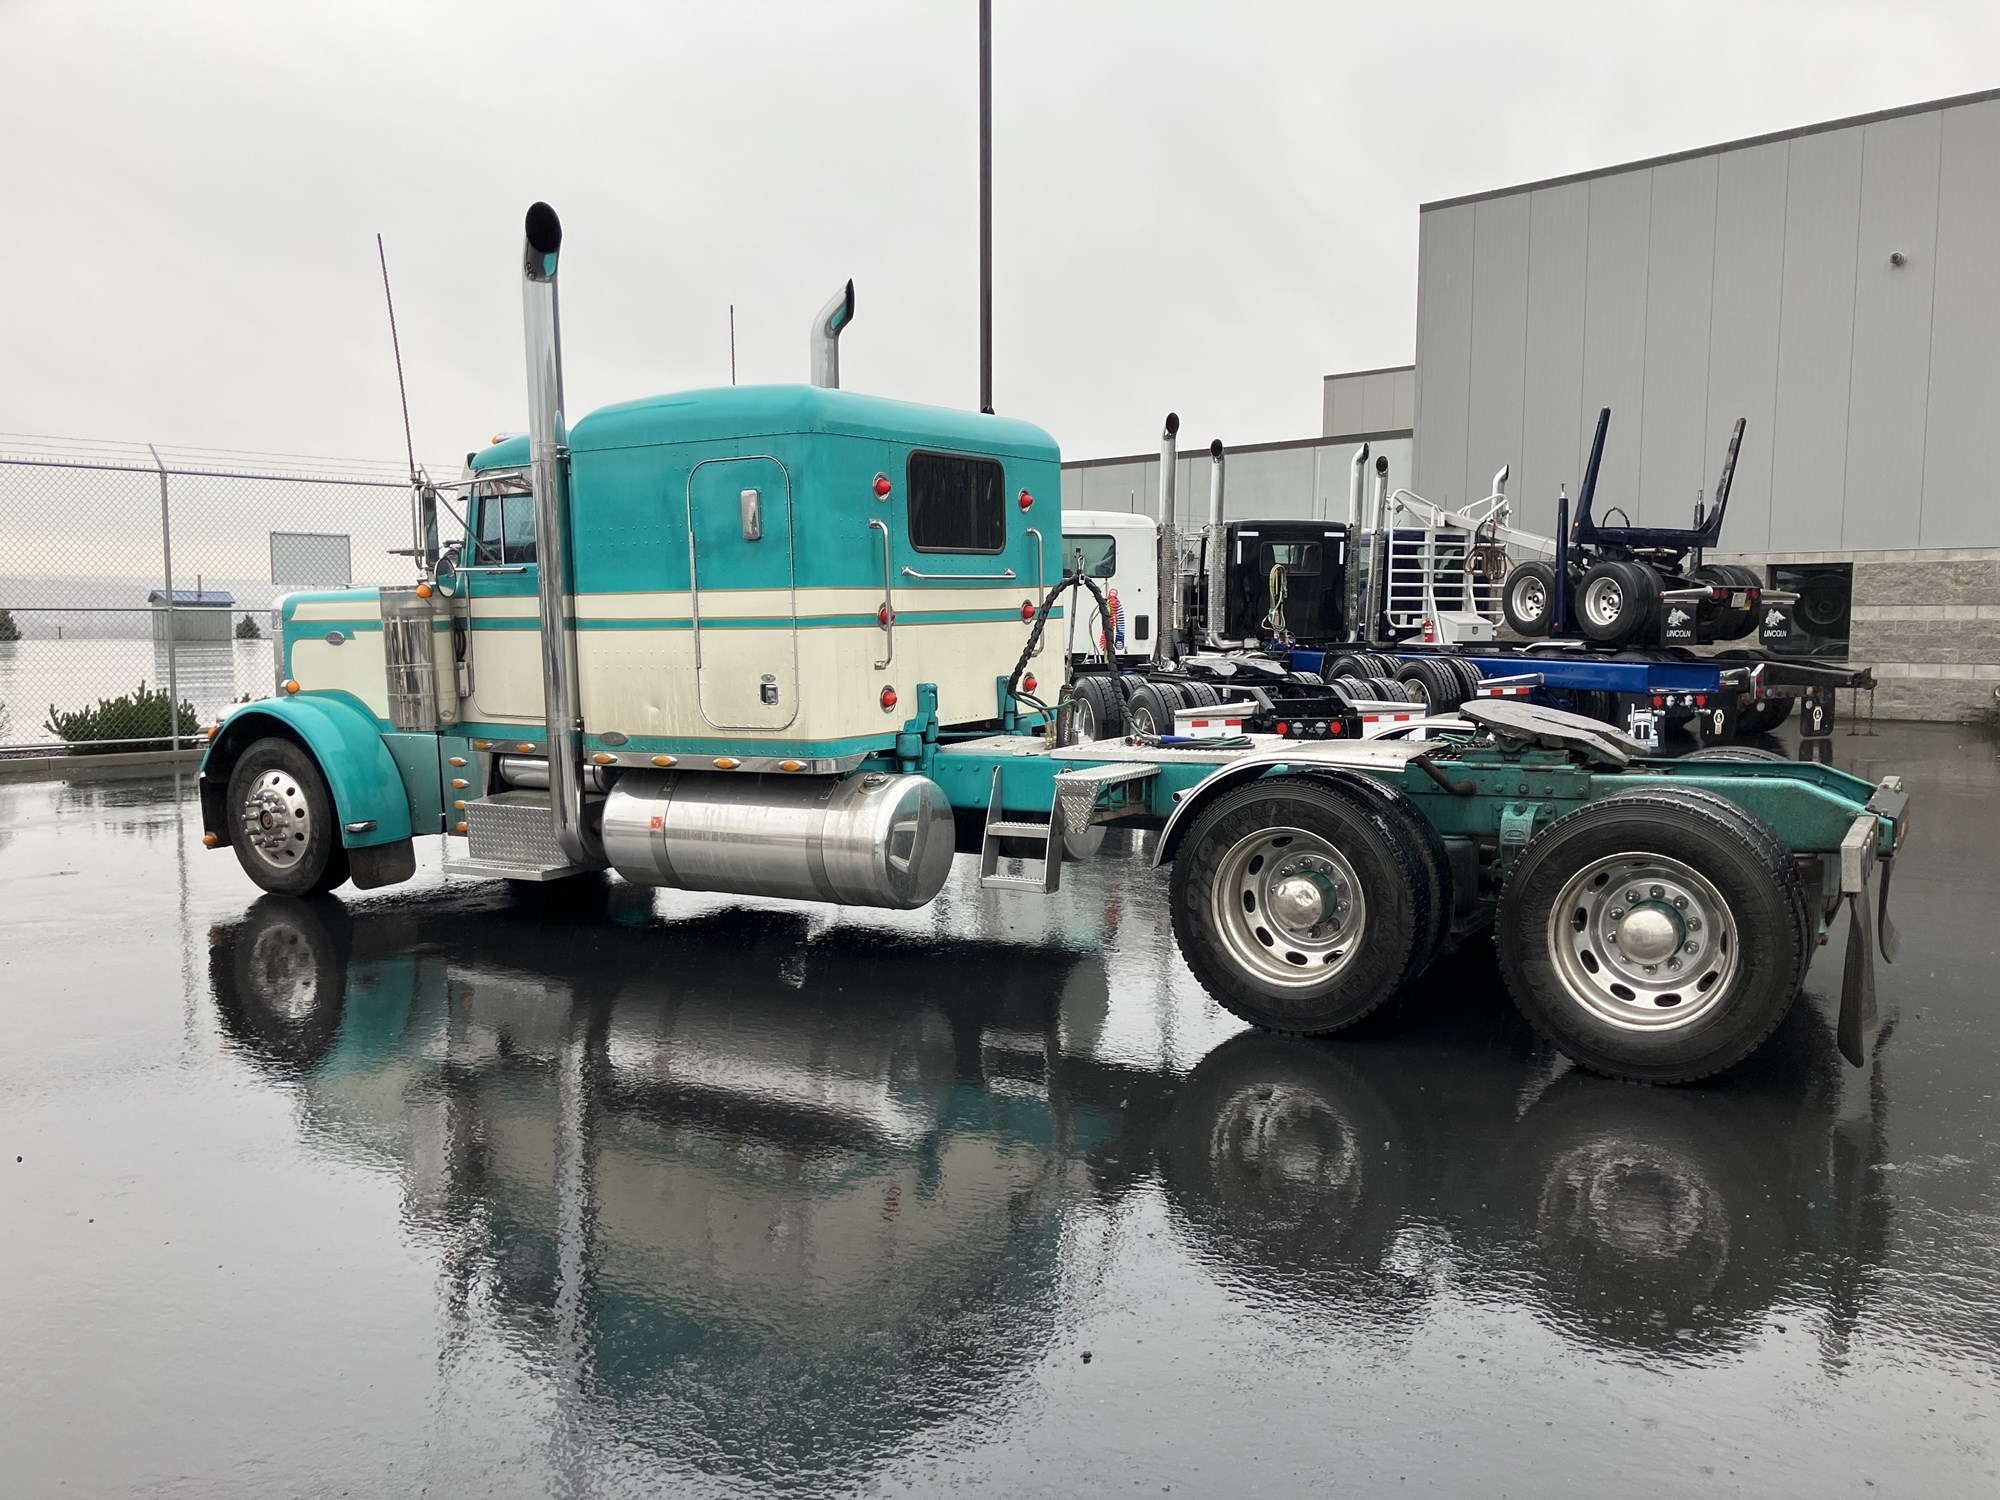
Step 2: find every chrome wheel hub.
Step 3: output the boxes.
[1212,827,1364,987]
[1514,576,1546,619]
[1547,853,1738,1030]
[1583,576,1623,625]
[241,768,311,866]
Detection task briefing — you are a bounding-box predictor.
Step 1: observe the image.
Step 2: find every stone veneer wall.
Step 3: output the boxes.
[1709,548,2000,723]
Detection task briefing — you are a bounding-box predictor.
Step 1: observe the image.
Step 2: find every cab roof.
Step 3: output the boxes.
[470,384,1060,472]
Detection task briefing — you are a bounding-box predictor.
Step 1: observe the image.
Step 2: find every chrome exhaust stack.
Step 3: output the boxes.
[1156,411,1180,660]
[811,280,856,388]
[1205,439,1227,648]
[520,201,599,867]
[1347,442,1370,529]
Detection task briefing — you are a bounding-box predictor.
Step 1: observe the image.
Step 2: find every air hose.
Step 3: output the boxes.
[1005,571,1115,718]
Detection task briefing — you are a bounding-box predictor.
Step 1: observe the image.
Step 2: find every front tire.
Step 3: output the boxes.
[225,736,350,896]
[1169,777,1420,1034]
[1502,561,1557,637]
[1496,791,1805,1082]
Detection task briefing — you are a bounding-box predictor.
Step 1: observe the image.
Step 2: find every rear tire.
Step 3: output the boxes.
[1169,776,1420,1034]
[225,737,350,896]
[1502,561,1557,637]
[1126,681,1178,737]
[1061,675,1126,741]
[1496,790,1806,1082]
[1394,656,1466,714]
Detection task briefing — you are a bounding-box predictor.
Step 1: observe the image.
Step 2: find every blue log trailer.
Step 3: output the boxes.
[198,204,1909,1084]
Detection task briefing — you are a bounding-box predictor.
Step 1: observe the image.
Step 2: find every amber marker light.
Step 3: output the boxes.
[455,821,468,834]
[449,756,467,766]
[713,757,740,770]
[779,760,805,773]
[650,755,676,768]
[415,582,432,599]
[283,679,300,694]
[591,753,613,765]
[201,833,219,848]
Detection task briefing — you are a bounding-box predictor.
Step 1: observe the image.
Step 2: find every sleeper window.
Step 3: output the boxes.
[908,451,1005,554]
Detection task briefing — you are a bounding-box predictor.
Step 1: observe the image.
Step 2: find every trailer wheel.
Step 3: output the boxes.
[1496,792,1806,1082]
[1170,776,1420,1034]
[1577,561,1655,645]
[1126,681,1179,737]
[225,737,351,896]
[1394,657,1466,713]
[1502,561,1557,637]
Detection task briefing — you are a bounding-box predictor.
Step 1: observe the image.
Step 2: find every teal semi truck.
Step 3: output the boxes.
[198,203,1910,1083]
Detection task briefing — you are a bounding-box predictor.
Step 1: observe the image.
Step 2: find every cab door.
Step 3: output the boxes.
[687,457,798,731]
[460,470,544,725]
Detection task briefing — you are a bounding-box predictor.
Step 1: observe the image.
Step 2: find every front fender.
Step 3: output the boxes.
[201,692,415,849]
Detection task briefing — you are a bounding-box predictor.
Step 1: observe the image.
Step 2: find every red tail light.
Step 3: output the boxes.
[1022,673,1038,693]
[873,474,892,498]
[1018,489,1033,511]
[1020,600,1036,621]
[880,686,898,712]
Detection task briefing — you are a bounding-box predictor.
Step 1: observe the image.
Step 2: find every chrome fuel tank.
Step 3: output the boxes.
[601,770,956,909]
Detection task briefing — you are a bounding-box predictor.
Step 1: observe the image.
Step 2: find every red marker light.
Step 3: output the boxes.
[1277,721,1290,736]
[877,604,892,626]
[873,474,892,498]
[1022,673,1038,693]
[1652,696,1664,708]
[1696,694,1707,706]
[1018,489,1033,511]
[1329,722,1343,736]
[880,685,898,712]
[1020,600,1036,621]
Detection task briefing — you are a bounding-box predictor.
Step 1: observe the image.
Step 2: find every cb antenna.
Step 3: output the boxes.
[377,232,419,483]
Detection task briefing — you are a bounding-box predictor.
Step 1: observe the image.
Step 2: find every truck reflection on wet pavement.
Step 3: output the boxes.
[2,722,1996,1496]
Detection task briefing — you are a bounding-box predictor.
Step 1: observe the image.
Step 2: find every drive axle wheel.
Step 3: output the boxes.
[224,737,350,896]
[1170,777,1418,1034]
[1502,561,1557,637]
[1497,793,1805,1082]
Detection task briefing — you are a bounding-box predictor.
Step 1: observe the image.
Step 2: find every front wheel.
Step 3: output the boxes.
[1169,777,1420,1034]
[224,737,350,896]
[1496,792,1806,1082]
[1501,561,1557,637]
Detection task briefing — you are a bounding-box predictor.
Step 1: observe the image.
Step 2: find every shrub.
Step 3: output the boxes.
[234,613,263,641]
[0,608,20,642]
[45,681,199,754]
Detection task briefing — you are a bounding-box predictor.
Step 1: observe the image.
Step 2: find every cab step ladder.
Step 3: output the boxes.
[978,763,1159,893]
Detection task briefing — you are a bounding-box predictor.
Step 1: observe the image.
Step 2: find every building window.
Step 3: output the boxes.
[908,451,1005,554]
[1768,563,1851,661]
[471,471,537,564]
[1063,534,1117,578]
[1261,541,1322,576]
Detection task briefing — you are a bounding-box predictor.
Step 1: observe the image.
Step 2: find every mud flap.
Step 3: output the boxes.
[1836,818,1897,1068]
[1837,882,1877,1069]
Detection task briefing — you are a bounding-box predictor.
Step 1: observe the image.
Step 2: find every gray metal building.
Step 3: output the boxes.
[1412,87,2000,721]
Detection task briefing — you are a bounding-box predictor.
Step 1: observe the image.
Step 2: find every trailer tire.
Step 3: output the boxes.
[1502,561,1558,637]
[1170,776,1420,1035]
[1683,746,1789,764]
[1183,680,1223,708]
[1496,791,1806,1082]
[1126,681,1179,738]
[1394,657,1466,713]
[1445,656,1485,700]
[225,736,351,897]
[1735,695,1793,736]
[1325,654,1375,681]
[1577,560,1655,646]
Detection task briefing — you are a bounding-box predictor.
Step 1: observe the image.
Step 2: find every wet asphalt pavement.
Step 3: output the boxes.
[2,721,1996,1497]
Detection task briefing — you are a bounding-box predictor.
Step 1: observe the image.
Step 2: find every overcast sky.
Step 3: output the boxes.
[2,0,1995,472]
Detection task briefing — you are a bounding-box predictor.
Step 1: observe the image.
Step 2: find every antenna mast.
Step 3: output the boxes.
[377,233,419,483]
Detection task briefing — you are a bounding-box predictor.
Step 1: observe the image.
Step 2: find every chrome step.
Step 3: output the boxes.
[443,789,586,882]
[978,768,1065,894]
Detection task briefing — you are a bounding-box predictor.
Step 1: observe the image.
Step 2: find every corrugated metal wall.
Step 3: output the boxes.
[1062,437,1414,529]
[1412,95,2000,551]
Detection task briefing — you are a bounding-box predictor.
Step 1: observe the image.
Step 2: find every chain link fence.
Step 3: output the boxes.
[0,435,433,755]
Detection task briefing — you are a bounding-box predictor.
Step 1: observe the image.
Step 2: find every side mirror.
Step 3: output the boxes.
[433,541,462,598]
